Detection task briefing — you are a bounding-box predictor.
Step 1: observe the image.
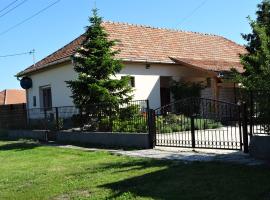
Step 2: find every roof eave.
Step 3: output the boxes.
[17,57,177,77]
[17,57,72,77]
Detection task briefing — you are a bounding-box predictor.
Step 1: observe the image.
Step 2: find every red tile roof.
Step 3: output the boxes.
[0,89,26,105]
[17,21,247,76]
[171,57,245,73]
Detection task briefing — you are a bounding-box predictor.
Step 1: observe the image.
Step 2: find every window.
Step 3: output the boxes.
[40,86,52,109]
[121,76,135,87]
[33,96,36,107]
[129,76,135,87]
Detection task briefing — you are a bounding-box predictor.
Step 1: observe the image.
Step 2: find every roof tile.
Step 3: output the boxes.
[18,21,247,76]
[0,89,26,105]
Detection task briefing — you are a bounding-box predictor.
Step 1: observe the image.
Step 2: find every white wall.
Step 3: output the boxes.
[27,62,77,109]
[26,61,211,109]
[117,63,210,108]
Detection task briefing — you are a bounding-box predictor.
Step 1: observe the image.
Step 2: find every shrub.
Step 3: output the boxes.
[164,114,180,124]
[194,118,222,130]
[112,116,147,133]
[156,115,223,133]
[171,124,182,132]
[118,105,141,120]
[160,126,173,133]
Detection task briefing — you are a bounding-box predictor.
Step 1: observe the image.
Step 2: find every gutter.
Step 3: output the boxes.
[16,57,176,77]
[17,57,71,77]
[17,56,232,78]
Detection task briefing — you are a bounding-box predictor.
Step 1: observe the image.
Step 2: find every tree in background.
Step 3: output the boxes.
[66,9,132,108]
[170,80,203,115]
[235,0,270,90]
[235,0,270,133]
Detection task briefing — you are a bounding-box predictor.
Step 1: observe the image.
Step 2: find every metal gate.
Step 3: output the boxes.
[151,98,244,150]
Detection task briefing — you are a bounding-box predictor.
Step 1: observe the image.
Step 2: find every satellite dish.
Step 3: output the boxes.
[20,77,32,89]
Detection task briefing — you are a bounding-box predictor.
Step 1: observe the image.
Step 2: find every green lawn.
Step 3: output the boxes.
[0,140,270,200]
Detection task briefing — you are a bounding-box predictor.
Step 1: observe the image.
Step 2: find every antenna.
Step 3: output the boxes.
[29,49,36,67]
[94,0,96,9]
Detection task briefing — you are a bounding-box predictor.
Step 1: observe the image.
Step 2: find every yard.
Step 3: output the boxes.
[0,140,270,200]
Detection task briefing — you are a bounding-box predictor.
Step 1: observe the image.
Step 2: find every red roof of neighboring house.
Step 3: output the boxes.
[0,89,26,105]
[17,21,247,76]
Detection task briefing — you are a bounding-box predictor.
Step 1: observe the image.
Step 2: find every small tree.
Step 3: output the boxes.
[66,9,133,130]
[67,9,132,107]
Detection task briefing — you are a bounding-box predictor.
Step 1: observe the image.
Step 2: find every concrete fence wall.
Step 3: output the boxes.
[8,130,47,141]
[249,136,270,160]
[6,130,150,149]
[57,131,150,149]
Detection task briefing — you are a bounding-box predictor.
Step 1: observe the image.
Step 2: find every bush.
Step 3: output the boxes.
[118,105,141,120]
[171,124,182,132]
[160,126,173,133]
[156,114,223,133]
[112,117,147,133]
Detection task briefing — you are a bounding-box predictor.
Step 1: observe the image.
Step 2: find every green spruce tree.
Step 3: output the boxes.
[66,9,132,108]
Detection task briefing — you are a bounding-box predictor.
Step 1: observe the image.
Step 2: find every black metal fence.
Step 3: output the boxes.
[1,100,149,133]
[236,89,270,136]
[151,97,242,150]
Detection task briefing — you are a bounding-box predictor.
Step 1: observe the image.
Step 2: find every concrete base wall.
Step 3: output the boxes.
[8,130,47,141]
[6,130,151,149]
[249,136,270,160]
[57,131,150,149]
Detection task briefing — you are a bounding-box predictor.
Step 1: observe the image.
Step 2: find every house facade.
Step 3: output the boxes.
[17,22,247,110]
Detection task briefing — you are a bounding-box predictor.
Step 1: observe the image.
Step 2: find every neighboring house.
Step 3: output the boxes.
[17,22,247,109]
[0,89,26,105]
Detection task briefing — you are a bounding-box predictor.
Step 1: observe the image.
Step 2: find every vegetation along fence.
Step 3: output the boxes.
[236,89,270,136]
[149,97,244,150]
[1,92,268,152]
[0,100,150,133]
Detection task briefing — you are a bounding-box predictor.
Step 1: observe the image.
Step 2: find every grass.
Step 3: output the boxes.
[0,140,270,200]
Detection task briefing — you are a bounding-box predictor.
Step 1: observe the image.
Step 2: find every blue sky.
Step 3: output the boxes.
[0,0,261,90]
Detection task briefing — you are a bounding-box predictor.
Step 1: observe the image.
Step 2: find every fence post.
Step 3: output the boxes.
[191,114,196,149]
[148,109,156,149]
[22,104,28,129]
[242,102,249,153]
[55,107,59,131]
[249,90,254,138]
[238,104,243,151]
[146,99,150,112]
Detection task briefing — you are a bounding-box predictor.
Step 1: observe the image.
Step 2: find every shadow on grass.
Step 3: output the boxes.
[0,140,40,151]
[99,160,270,200]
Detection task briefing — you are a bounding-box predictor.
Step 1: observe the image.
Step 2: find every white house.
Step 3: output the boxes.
[17,22,246,110]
